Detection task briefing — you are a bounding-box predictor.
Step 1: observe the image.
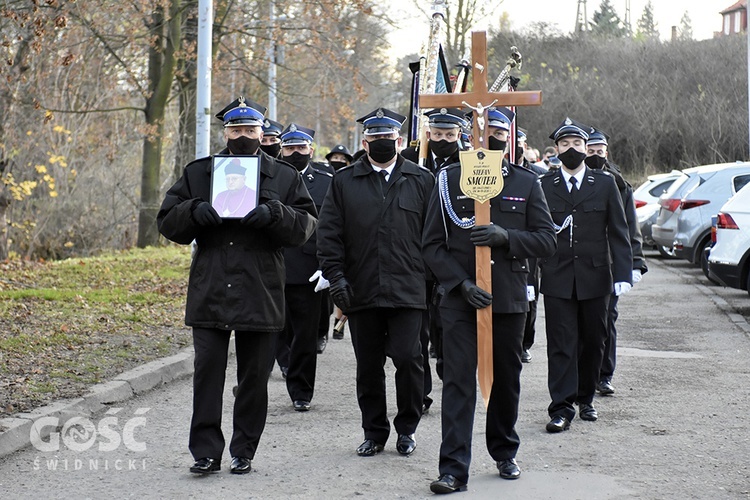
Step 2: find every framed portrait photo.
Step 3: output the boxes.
[211,155,261,219]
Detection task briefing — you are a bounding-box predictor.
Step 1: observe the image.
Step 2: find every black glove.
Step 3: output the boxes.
[192,201,222,226]
[329,276,354,311]
[470,224,508,247]
[241,203,272,228]
[459,279,492,309]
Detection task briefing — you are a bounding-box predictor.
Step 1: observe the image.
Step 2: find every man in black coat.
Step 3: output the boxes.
[317,107,434,458]
[423,107,557,494]
[539,118,633,433]
[277,123,333,412]
[584,128,648,395]
[157,96,317,475]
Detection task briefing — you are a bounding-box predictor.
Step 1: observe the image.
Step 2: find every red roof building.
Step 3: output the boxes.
[719,1,747,36]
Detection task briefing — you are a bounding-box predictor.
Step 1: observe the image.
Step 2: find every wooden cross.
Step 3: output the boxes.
[419,31,542,407]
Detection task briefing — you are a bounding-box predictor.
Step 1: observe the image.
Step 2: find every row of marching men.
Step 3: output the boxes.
[156,95,646,494]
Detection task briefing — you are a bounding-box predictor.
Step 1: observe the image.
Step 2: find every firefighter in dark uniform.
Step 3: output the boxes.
[539,118,633,433]
[325,144,354,172]
[584,128,647,395]
[260,118,283,158]
[317,107,434,458]
[317,144,354,349]
[277,123,333,412]
[400,107,464,175]
[402,107,467,413]
[423,109,557,494]
[157,96,317,475]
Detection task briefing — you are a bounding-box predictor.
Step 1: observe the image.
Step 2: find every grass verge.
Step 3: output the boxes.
[0,245,193,416]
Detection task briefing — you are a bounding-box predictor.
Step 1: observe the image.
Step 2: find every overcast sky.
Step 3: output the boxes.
[388,0,732,58]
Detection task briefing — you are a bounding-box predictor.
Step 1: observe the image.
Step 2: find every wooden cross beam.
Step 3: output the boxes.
[419,31,542,407]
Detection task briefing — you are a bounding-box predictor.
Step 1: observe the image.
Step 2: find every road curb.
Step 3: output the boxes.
[0,347,195,459]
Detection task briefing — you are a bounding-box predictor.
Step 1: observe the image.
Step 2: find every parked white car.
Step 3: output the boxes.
[708,182,750,295]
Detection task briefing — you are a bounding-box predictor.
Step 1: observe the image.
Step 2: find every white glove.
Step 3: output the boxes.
[308,270,330,292]
[614,282,632,296]
[632,269,642,284]
[526,285,536,301]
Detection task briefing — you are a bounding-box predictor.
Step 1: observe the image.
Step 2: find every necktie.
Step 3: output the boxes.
[379,169,388,197]
[570,176,578,193]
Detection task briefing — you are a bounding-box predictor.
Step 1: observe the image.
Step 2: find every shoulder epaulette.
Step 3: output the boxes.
[311,166,333,177]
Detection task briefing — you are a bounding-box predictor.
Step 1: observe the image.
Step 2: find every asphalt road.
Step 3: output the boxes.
[0,251,749,499]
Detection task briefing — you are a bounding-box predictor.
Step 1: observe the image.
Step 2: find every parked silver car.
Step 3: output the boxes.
[633,172,681,257]
[652,162,750,269]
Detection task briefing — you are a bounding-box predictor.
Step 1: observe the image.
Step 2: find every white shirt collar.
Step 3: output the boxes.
[561,167,586,192]
[372,159,396,180]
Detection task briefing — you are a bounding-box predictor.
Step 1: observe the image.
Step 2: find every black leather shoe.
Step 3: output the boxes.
[596,379,615,395]
[521,349,532,363]
[317,334,328,354]
[356,439,384,457]
[293,400,311,412]
[189,457,220,474]
[430,474,467,494]
[546,415,571,433]
[229,456,252,474]
[497,458,521,479]
[396,434,416,455]
[579,403,598,421]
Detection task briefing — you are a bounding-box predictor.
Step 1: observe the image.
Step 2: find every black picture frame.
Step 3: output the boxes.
[210,155,261,219]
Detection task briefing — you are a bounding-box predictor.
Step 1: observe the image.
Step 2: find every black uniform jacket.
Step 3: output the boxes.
[157,150,318,332]
[284,162,333,285]
[539,167,633,301]
[604,161,648,274]
[422,162,557,314]
[316,154,435,312]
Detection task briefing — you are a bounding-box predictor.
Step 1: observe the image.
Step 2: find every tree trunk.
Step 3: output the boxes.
[173,2,198,180]
[137,0,182,248]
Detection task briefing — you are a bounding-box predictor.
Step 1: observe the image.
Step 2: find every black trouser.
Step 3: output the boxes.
[545,293,610,421]
[429,282,444,380]
[317,290,333,339]
[438,308,526,483]
[347,308,424,445]
[522,296,538,351]
[189,327,276,461]
[599,292,619,382]
[420,306,433,408]
[285,283,322,402]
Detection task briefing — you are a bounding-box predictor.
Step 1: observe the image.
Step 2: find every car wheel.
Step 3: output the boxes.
[658,245,678,259]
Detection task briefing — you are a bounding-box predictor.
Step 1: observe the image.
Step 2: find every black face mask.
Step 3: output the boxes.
[488,136,507,152]
[557,147,587,170]
[283,152,311,172]
[260,142,281,158]
[367,139,397,164]
[584,155,607,170]
[227,136,260,155]
[329,160,347,171]
[429,139,459,159]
